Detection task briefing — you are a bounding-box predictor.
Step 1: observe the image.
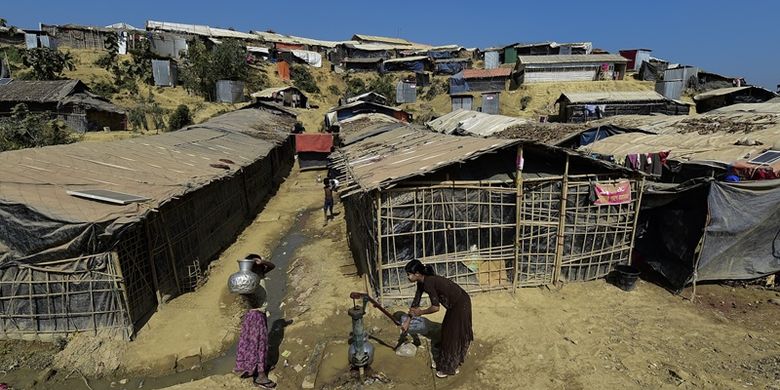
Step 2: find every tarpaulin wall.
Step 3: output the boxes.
[637,179,780,290]
[352,175,642,304]
[0,253,131,339]
[697,180,780,282]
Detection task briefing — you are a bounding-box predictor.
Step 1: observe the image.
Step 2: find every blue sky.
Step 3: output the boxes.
[4,0,778,89]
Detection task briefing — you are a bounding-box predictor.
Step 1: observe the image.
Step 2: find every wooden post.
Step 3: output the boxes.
[512,145,523,293]
[552,155,570,286]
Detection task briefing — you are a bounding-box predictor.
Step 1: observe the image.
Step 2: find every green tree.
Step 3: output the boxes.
[0,104,77,151]
[344,76,368,97]
[180,39,248,100]
[21,48,75,80]
[291,64,320,94]
[168,104,193,131]
[127,93,167,132]
[368,75,395,102]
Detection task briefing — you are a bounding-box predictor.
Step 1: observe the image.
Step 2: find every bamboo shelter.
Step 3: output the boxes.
[331,122,644,304]
[0,105,296,340]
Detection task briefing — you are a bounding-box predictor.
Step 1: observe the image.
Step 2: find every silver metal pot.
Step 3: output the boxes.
[228,258,260,294]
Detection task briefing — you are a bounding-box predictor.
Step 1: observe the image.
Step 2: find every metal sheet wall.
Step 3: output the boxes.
[451,96,473,111]
[152,59,176,87]
[481,93,499,114]
[395,81,417,103]
[215,80,245,103]
[484,51,499,69]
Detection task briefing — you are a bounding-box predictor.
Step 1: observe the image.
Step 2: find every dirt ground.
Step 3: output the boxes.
[2,162,779,389]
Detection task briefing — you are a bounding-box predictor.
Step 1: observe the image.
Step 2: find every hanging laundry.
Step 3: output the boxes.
[651,153,662,175]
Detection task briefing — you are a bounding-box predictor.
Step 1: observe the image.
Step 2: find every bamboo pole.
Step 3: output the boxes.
[552,155,570,286]
[375,192,384,306]
[627,178,646,266]
[110,251,135,340]
[158,214,182,295]
[512,145,523,293]
[144,221,164,306]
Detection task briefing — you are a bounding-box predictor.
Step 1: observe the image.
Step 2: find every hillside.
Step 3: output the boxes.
[9,47,664,139]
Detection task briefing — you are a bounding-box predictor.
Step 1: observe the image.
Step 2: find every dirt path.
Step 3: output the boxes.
[155,189,780,390]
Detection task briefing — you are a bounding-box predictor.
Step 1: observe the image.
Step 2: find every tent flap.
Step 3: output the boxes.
[696,181,780,282]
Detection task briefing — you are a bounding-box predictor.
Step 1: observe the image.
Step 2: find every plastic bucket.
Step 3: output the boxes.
[615,265,641,291]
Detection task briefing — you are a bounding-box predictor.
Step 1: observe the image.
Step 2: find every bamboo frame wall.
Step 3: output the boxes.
[0,253,132,340]
[363,172,643,304]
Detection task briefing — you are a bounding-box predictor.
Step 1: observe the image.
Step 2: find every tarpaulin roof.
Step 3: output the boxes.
[332,125,520,194]
[462,68,512,79]
[331,123,637,197]
[251,31,341,48]
[693,86,777,101]
[0,79,85,102]
[581,102,780,165]
[146,20,258,40]
[518,54,628,65]
[0,106,295,262]
[251,86,306,99]
[352,34,420,46]
[382,56,428,64]
[558,91,669,104]
[295,133,333,153]
[426,109,530,137]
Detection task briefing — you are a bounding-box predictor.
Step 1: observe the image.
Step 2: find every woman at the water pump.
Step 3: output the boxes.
[402,259,473,378]
[235,254,277,389]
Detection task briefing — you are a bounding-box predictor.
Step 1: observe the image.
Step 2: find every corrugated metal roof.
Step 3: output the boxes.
[0,107,295,226]
[559,91,667,104]
[462,68,512,79]
[426,109,530,137]
[519,54,628,65]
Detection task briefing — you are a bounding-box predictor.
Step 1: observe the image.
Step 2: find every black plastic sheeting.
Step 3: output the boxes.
[637,179,780,290]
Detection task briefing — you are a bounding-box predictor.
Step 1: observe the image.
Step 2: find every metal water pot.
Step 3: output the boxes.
[228,258,260,294]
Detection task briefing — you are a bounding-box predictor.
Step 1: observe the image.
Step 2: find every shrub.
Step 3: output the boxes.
[344,76,368,97]
[327,84,341,97]
[168,105,193,131]
[21,48,75,80]
[0,104,78,151]
[367,75,394,101]
[180,39,248,100]
[520,96,532,111]
[291,64,320,94]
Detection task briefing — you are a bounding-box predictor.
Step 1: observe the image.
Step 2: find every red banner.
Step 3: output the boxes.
[593,180,632,205]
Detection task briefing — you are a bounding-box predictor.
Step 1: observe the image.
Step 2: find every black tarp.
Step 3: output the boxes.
[637,179,780,290]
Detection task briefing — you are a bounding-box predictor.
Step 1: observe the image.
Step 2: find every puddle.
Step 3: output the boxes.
[316,337,434,390]
[41,211,312,390]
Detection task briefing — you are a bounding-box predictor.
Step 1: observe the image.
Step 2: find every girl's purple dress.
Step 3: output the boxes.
[234,310,269,376]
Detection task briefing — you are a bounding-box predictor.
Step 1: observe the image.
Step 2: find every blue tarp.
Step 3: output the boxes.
[380,60,425,74]
[436,62,467,75]
[579,125,627,146]
[429,51,455,59]
[449,71,468,94]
